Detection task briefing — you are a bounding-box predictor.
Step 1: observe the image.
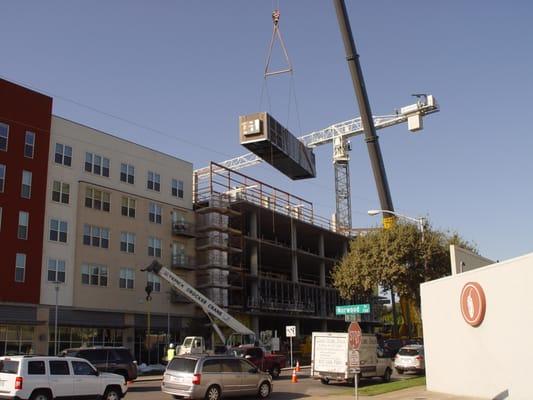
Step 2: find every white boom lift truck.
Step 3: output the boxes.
[142,260,257,354]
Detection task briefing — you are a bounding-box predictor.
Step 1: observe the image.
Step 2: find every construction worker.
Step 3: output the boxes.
[166,343,176,363]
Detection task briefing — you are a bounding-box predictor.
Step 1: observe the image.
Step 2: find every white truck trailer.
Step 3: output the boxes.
[310,331,392,384]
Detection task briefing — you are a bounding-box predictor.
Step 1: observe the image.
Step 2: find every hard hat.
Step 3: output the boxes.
[169,343,175,348]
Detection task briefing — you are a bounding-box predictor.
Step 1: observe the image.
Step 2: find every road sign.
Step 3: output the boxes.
[349,349,359,367]
[335,304,370,315]
[348,321,362,350]
[344,314,361,322]
[286,325,296,338]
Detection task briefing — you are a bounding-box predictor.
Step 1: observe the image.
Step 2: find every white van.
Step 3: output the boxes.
[0,355,128,400]
[310,332,392,384]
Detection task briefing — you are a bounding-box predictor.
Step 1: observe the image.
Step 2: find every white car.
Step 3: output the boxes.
[0,355,128,400]
[394,344,425,374]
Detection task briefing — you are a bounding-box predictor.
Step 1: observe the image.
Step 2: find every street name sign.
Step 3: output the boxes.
[335,304,370,315]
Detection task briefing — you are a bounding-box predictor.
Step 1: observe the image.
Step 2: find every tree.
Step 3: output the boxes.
[332,220,476,307]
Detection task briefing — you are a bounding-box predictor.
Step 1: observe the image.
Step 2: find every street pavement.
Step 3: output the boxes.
[129,368,484,400]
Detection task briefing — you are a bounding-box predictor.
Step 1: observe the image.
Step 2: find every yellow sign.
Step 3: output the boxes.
[383,216,396,230]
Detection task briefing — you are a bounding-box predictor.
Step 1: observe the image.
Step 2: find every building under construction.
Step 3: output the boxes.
[189,162,383,339]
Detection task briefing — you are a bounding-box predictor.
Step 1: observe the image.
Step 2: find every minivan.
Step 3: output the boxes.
[161,354,272,400]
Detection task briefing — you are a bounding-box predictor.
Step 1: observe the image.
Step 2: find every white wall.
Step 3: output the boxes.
[421,252,533,399]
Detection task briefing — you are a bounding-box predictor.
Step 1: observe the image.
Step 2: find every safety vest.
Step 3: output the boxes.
[167,348,175,361]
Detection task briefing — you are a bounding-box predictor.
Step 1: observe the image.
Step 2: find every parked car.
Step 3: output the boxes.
[161,354,272,400]
[394,345,425,374]
[60,346,138,381]
[0,355,128,400]
[230,347,286,378]
[383,338,423,358]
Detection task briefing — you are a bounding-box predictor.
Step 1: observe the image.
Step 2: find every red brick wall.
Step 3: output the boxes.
[0,79,52,303]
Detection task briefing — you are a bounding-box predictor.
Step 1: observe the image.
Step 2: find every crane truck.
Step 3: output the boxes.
[142,260,257,354]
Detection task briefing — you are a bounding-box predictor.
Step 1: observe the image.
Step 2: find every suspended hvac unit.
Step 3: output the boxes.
[239,112,316,180]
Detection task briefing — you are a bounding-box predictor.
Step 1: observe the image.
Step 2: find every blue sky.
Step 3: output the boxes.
[1,1,532,261]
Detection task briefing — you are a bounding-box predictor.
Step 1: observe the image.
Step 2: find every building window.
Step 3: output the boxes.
[24,131,35,158]
[0,164,5,192]
[18,211,29,240]
[20,170,32,199]
[47,259,66,283]
[85,152,110,177]
[83,224,109,249]
[50,218,68,243]
[0,123,8,151]
[55,143,72,166]
[120,232,136,253]
[121,196,136,218]
[85,187,110,212]
[52,181,70,204]
[81,264,108,286]
[120,163,134,184]
[148,237,162,258]
[15,253,26,282]
[147,171,160,192]
[147,272,161,293]
[119,268,135,289]
[149,202,162,224]
[172,179,184,198]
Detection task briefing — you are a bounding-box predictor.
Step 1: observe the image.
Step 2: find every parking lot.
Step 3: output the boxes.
[127,368,412,400]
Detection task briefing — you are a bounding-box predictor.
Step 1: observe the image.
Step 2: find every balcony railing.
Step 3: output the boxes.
[172,221,196,237]
[171,254,195,270]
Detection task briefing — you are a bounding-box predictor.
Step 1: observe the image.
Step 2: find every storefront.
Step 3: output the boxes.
[0,325,35,356]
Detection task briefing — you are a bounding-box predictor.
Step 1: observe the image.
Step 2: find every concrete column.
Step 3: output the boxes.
[123,314,136,355]
[290,219,298,283]
[34,307,50,355]
[321,319,327,331]
[249,211,259,305]
[252,316,260,337]
[318,234,327,318]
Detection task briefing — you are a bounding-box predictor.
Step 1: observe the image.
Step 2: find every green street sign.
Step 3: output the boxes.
[336,304,370,315]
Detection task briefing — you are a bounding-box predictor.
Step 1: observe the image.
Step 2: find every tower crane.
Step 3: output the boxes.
[194,95,439,233]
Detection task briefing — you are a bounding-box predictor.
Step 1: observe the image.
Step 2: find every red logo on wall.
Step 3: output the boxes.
[460,282,486,327]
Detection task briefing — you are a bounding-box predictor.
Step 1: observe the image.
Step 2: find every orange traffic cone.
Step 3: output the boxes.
[291,368,298,383]
[296,360,301,372]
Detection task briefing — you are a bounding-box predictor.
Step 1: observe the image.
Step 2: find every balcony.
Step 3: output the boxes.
[172,221,196,237]
[171,254,196,270]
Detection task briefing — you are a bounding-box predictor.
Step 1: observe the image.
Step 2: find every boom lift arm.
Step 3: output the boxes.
[142,260,255,346]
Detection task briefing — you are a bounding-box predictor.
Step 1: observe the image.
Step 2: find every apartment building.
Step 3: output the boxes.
[0,79,52,356]
[40,117,196,358]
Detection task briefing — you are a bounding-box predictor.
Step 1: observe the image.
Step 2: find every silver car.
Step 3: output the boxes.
[161,354,272,400]
[394,344,425,374]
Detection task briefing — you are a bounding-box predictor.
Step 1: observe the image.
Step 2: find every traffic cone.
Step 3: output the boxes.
[296,360,301,372]
[291,368,298,383]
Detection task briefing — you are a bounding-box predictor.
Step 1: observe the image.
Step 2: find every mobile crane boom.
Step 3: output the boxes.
[142,260,255,345]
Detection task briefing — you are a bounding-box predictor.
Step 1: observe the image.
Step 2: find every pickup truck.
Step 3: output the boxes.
[232,347,287,378]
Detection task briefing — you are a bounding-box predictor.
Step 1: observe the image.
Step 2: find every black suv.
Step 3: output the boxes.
[61,347,138,381]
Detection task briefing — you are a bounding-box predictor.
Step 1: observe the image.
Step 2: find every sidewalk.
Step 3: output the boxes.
[328,387,485,400]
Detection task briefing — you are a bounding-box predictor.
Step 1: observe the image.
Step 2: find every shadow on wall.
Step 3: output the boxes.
[492,389,509,400]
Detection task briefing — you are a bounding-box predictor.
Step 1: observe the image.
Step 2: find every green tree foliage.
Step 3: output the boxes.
[332,220,476,305]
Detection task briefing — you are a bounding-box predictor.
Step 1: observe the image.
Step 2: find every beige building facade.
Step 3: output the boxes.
[40,116,196,358]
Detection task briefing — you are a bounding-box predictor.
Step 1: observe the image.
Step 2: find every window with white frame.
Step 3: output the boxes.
[15,253,26,283]
[172,179,184,199]
[147,272,161,293]
[50,219,68,243]
[81,264,108,286]
[0,123,8,151]
[147,171,160,192]
[83,224,109,248]
[24,131,35,158]
[0,164,5,192]
[120,232,136,253]
[149,202,162,224]
[120,163,134,184]
[54,143,72,166]
[148,237,162,258]
[52,181,70,204]
[21,170,32,199]
[121,196,136,218]
[85,187,110,212]
[18,211,29,240]
[47,259,66,283]
[119,268,135,289]
[85,152,110,177]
